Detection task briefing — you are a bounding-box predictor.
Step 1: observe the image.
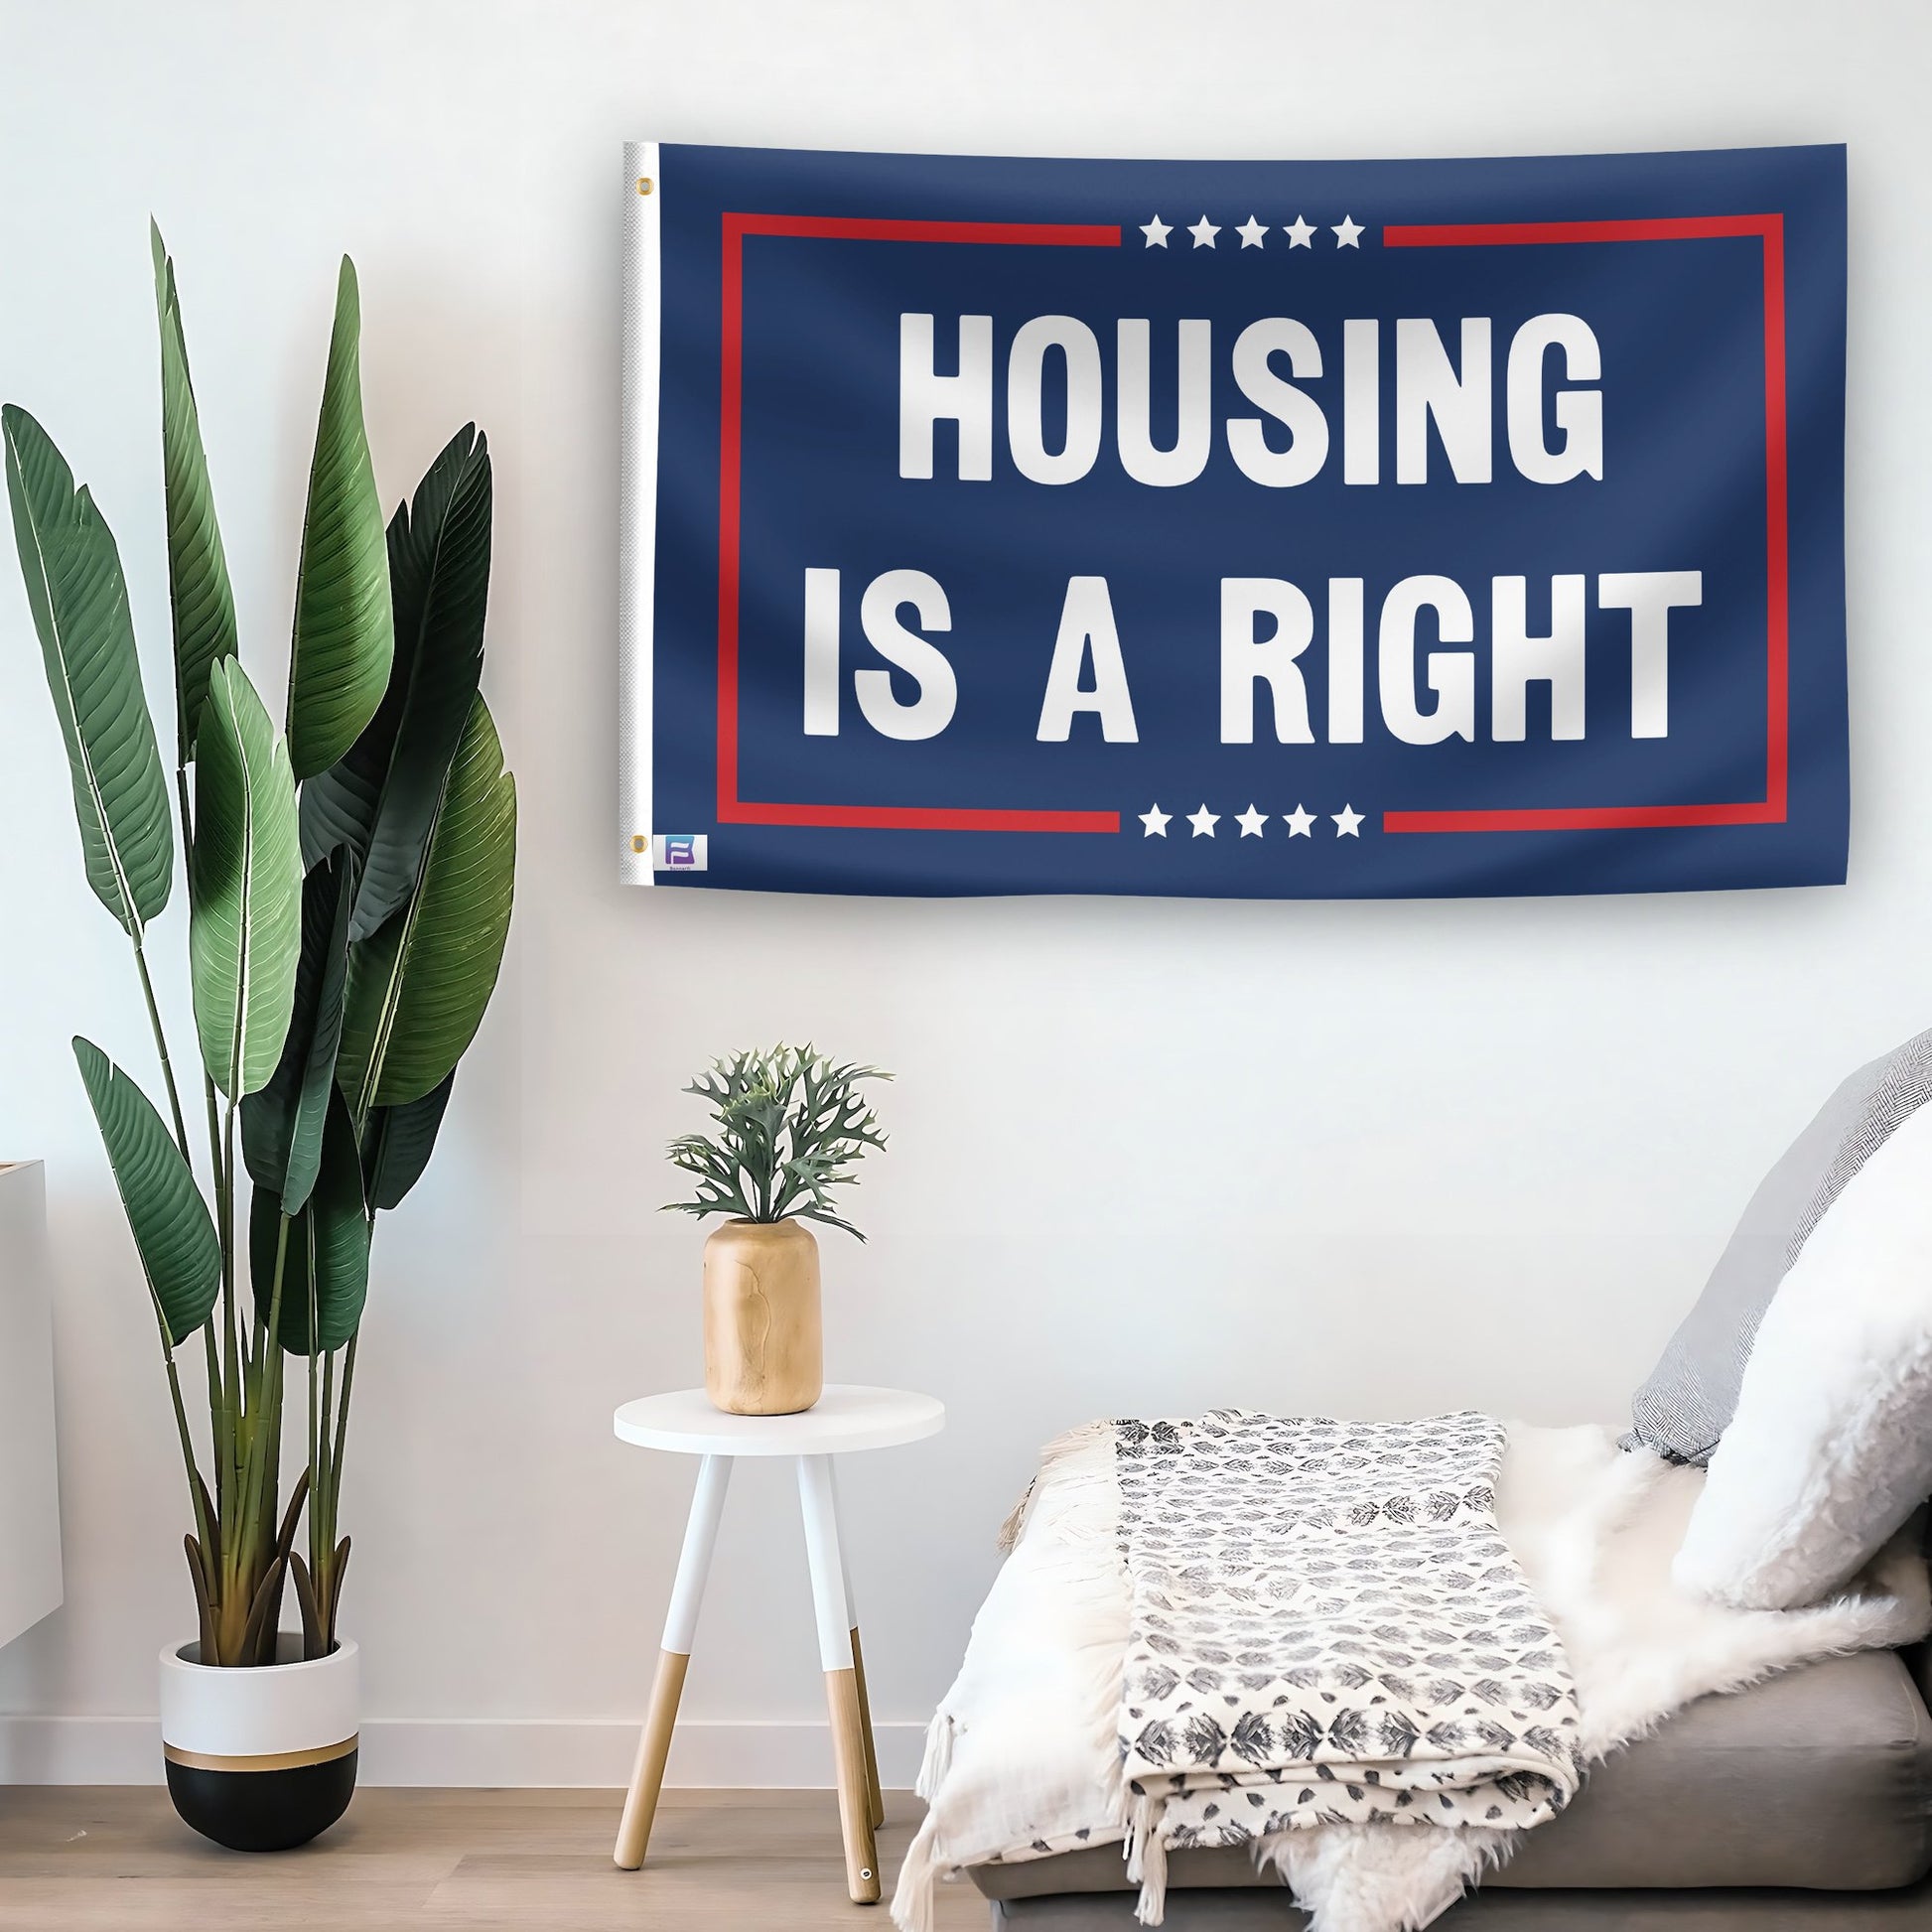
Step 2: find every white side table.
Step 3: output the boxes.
[611,1384,945,1903]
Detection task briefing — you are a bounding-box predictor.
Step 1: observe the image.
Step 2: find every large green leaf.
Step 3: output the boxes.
[362,1069,455,1211]
[301,425,490,940]
[151,223,237,762]
[3,405,174,936]
[250,1088,369,1355]
[73,1036,219,1347]
[339,694,514,1115]
[190,658,302,1099]
[287,258,392,780]
[241,848,354,1213]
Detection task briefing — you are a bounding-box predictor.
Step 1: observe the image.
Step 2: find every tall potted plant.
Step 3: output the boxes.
[3,226,515,1851]
[665,1045,888,1416]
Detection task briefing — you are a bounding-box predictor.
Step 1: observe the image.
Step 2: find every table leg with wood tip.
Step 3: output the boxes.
[614,1453,733,1869]
[798,1452,882,1903]
[830,1460,886,1830]
[848,1625,885,1831]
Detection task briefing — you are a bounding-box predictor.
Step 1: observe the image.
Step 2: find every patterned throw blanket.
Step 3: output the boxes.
[1114,1412,1584,1917]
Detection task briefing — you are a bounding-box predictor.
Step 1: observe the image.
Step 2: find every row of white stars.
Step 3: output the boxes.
[1141,213,1364,250]
[1141,802,1366,839]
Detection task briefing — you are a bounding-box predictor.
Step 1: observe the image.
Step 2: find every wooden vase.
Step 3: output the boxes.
[702,1218,823,1416]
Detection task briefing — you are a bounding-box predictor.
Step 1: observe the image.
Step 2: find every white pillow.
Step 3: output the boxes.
[1672,1097,1932,1610]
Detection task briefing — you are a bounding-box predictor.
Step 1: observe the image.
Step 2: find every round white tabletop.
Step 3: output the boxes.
[613,1383,944,1457]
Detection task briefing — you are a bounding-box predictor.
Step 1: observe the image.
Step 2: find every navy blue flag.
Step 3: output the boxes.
[620,141,1846,898]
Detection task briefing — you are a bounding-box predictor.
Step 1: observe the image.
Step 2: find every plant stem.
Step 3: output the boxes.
[148,1310,217,1629]
[201,1077,230,1523]
[218,1096,242,1567]
[314,1345,336,1582]
[217,1211,287,1663]
[162,1352,211,1553]
[307,1327,321,1547]
[129,937,191,1168]
[331,1332,356,1495]
[220,1096,239,1397]
[318,1333,355,1650]
[238,1214,290,1582]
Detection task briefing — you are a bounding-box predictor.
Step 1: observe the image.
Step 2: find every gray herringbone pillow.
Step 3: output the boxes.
[1625,1027,1932,1464]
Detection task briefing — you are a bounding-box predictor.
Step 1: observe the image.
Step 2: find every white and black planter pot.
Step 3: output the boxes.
[159,1636,358,1852]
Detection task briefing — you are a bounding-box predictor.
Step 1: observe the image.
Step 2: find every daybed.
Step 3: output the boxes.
[906,1027,1932,1932]
[972,1644,1932,1925]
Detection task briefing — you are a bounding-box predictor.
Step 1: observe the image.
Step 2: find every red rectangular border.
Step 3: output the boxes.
[711,210,1788,840]
[1379,213,1788,834]
[716,212,1122,832]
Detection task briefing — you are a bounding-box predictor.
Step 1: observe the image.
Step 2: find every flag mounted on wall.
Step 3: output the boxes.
[619,141,1846,899]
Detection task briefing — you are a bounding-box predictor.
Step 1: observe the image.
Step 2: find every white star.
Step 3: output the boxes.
[1331,214,1364,249]
[1332,803,1364,837]
[1283,214,1315,249]
[1139,802,1172,837]
[1140,213,1173,248]
[1188,214,1220,249]
[1283,804,1315,838]
[1235,215,1268,249]
[1187,803,1220,837]
[1235,804,1268,838]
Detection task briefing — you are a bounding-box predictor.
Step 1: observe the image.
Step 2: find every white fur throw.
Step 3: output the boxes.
[894,1422,1930,1932]
[1675,1100,1932,1609]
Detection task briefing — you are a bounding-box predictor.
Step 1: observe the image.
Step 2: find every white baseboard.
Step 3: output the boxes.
[0,1715,928,1788]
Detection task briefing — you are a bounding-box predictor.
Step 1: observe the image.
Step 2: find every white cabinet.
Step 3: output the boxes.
[0,1163,62,1648]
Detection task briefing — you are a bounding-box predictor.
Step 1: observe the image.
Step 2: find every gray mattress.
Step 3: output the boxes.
[971,1649,1932,1921]
[986,1880,1932,1928]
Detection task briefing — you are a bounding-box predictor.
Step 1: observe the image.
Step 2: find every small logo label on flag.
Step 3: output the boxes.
[652,833,708,872]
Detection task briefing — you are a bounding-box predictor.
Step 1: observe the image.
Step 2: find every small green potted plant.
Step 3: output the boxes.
[4,227,514,1851]
[665,1045,889,1415]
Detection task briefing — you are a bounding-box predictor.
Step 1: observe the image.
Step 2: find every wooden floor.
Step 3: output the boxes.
[0,1787,987,1930]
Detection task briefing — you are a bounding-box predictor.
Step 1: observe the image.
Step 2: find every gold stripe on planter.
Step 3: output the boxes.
[163,1735,358,1774]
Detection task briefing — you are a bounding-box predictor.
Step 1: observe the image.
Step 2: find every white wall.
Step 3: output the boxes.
[1,0,1927,1786]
